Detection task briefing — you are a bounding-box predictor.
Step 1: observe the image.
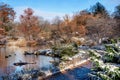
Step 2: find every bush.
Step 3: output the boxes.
[52,43,78,58]
[103,45,120,63]
[89,44,120,80]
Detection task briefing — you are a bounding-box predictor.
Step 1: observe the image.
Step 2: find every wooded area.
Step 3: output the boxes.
[0,2,120,46]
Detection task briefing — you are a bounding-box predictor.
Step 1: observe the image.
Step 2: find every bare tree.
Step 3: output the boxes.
[86,17,116,43]
[19,8,40,40]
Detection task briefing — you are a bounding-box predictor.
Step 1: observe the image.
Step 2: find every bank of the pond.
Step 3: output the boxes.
[45,58,91,78]
[46,59,92,80]
[0,58,92,80]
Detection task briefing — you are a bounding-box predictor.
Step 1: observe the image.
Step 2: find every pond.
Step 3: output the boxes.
[0,46,59,76]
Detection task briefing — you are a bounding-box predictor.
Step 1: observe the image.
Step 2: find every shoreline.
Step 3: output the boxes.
[45,58,91,79]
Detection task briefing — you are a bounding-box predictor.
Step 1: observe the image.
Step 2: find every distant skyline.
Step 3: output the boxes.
[1,0,120,21]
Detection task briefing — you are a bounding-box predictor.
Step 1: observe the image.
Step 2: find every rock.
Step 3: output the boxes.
[24,51,34,55]
[85,40,97,47]
[78,45,89,50]
[46,49,53,56]
[34,49,53,56]
[79,50,86,54]
[61,55,72,61]
[91,45,106,50]
[38,50,47,55]
[71,37,85,45]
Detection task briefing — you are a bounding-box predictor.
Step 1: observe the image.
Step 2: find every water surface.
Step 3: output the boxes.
[0,46,58,76]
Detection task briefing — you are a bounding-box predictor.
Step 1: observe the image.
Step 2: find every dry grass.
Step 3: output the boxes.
[7,38,27,47]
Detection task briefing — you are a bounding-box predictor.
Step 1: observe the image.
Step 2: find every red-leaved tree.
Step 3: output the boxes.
[0,2,15,31]
[19,8,40,40]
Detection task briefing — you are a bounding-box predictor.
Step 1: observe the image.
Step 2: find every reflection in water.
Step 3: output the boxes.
[0,46,58,76]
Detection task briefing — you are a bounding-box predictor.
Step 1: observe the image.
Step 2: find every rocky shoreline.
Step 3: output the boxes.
[0,41,120,80]
[0,58,91,80]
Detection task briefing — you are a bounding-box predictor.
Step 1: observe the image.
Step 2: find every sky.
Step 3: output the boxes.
[0,0,120,21]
